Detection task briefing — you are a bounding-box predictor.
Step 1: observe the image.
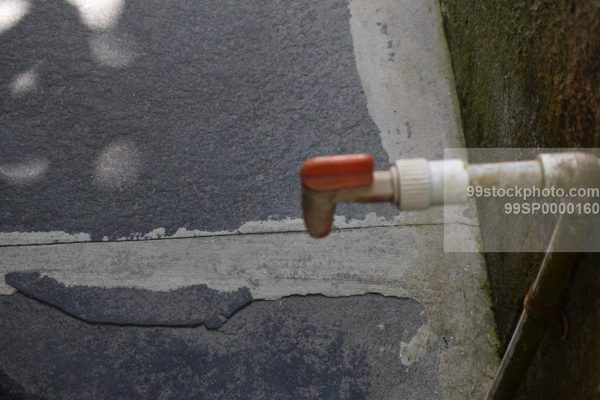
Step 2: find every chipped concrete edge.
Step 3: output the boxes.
[0,208,478,247]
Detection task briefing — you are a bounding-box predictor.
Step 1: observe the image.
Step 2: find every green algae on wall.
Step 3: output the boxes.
[440,0,600,398]
[441,0,599,149]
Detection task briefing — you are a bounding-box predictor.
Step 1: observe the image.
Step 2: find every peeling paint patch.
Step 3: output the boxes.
[0,293,440,400]
[0,205,480,246]
[400,323,432,366]
[0,231,92,246]
[5,272,252,328]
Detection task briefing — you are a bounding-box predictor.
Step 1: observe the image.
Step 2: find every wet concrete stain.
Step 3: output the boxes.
[5,272,252,328]
[0,0,396,240]
[0,293,442,400]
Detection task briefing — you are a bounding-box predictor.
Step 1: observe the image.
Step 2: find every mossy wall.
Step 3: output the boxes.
[440,0,600,398]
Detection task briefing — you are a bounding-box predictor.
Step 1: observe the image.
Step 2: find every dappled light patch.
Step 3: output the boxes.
[66,0,124,30]
[0,157,48,185]
[89,31,137,67]
[94,138,141,190]
[0,0,29,34]
[9,65,37,96]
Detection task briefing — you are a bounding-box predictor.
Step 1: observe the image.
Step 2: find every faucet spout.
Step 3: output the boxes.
[301,154,393,237]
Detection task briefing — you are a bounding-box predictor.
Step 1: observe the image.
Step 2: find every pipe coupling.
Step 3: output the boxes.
[391,158,469,210]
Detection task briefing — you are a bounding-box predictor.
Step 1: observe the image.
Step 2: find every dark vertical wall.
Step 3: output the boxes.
[440,0,600,398]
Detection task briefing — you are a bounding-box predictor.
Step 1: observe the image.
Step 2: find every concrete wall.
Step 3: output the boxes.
[440,0,600,398]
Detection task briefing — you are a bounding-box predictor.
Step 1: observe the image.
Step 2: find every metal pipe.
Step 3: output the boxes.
[485,214,587,400]
[467,160,543,188]
[485,153,599,399]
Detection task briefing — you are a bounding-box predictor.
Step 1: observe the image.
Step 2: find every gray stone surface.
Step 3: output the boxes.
[0,293,443,400]
[0,0,393,240]
[0,0,499,398]
[0,222,499,399]
[5,272,252,328]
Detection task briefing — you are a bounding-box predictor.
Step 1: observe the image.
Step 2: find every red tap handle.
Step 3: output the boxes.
[301,154,374,238]
[301,154,374,191]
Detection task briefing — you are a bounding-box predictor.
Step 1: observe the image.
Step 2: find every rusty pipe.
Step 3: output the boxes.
[485,213,588,400]
[486,153,600,400]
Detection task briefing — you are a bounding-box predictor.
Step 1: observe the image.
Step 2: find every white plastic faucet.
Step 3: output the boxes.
[301,152,600,238]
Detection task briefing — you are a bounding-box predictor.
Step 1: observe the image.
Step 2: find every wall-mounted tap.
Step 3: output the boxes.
[301,153,469,237]
[300,152,599,238]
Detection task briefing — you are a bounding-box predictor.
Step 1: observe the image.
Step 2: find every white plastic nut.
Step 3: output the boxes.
[391,158,431,210]
[390,158,468,210]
